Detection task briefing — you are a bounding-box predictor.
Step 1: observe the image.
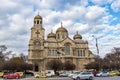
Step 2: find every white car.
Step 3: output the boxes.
[72,72,94,80]
[59,72,71,77]
[96,72,109,77]
[45,70,55,77]
[68,72,81,77]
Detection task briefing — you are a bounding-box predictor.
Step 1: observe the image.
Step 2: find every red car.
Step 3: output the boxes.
[3,73,20,79]
[92,71,98,76]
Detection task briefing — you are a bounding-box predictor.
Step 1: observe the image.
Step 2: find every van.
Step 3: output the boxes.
[45,70,55,77]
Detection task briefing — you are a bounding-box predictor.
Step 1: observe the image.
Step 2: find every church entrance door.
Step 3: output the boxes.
[34,64,39,71]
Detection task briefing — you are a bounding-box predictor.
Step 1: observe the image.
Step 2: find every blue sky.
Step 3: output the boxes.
[0,0,120,57]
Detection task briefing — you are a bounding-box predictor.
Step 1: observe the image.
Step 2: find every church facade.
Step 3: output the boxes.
[28,14,94,71]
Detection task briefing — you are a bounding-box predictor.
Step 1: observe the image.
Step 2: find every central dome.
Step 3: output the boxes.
[56,22,68,33]
[56,27,68,32]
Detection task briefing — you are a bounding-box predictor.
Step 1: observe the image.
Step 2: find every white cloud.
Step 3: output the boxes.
[85,6,107,24]
[0,0,17,10]
[111,0,120,12]
[90,0,113,5]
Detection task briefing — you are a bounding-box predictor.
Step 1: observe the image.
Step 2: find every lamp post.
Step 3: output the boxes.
[92,35,100,71]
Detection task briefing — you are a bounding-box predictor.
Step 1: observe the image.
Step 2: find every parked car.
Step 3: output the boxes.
[92,71,98,76]
[15,72,25,78]
[25,71,34,77]
[71,72,94,80]
[34,72,47,78]
[59,72,71,77]
[96,71,109,77]
[45,70,55,77]
[3,73,20,79]
[109,71,118,76]
[0,72,4,78]
[68,72,81,78]
[117,71,120,76]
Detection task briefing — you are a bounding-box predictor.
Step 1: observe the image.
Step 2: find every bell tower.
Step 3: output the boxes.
[28,14,45,71]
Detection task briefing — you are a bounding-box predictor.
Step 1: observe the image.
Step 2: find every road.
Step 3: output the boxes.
[0,76,120,80]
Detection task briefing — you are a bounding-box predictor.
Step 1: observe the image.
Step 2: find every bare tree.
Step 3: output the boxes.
[0,45,12,63]
[103,47,120,70]
[19,53,28,62]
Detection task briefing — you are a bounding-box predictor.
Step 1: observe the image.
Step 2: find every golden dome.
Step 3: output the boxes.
[47,32,56,38]
[34,15,42,19]
[56,22,68,33]
[73,32,82,39]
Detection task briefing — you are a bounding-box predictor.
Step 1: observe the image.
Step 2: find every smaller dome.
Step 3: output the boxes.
[34,14,42,19]
[47,32,56,38]
[73,32,82,39]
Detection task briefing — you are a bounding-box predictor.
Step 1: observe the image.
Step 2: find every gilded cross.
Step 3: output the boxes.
[35,30,40,38]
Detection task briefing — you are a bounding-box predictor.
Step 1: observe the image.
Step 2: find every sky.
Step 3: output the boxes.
[0,0,120,58]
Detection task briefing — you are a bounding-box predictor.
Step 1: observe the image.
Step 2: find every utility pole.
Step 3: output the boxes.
[92,35,100,71]
[92,35,99,55]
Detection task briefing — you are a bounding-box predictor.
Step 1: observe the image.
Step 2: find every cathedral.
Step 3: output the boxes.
[28,14,94,71]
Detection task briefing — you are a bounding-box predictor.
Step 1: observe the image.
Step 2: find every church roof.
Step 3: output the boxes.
[73,31,82,39]
[34,14,42,19]
[47,32,56,38]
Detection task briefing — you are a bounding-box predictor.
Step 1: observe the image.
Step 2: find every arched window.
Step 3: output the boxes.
[37,20,39,24]
[82,50,85,56]
[80,50,82,56]
[65,44,70,55]
[78,50,80,56]
[34,21,36,24]
[40,20,42,24]
[57,33,60,39]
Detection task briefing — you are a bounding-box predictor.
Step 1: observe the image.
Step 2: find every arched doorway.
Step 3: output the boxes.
[34,63,39,71]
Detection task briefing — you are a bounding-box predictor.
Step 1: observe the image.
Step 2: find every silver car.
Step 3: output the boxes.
[72,72,94,80]
[59,72,71,77]
[96,72,109,77]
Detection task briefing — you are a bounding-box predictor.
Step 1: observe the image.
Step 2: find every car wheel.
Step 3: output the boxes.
[36,76,39,78]
[4,77,7,79]
[16,77,19,79]
[89,76,93,80]
[76,77,80,80]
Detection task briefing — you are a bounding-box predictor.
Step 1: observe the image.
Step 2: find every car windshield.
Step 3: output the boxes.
[74,72,80,74]
[81,72,91,75]
[63,72,70,74]
[102,72,108,73]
